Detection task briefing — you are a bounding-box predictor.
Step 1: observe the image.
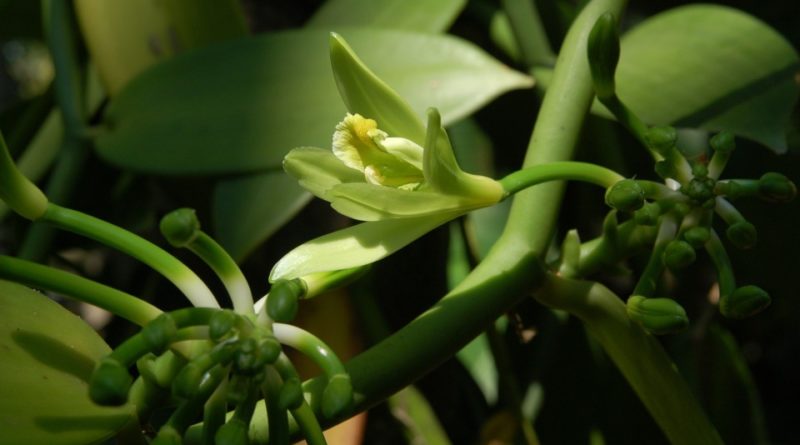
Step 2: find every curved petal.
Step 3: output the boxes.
[329,182,471,221]
[270,212,457,281]
[283,147,364,200]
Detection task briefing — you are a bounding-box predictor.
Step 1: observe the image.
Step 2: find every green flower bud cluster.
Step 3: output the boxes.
[593,129,792,333]
[88,306,352,443]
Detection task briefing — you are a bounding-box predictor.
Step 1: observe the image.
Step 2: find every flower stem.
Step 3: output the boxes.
[39,203,219,308]
[499,161,624,196]
[0,254,162,326]
[273,324,346,377]
[188,232,254,315]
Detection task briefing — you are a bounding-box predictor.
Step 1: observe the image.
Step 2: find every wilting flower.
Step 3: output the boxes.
[269,34,504,282]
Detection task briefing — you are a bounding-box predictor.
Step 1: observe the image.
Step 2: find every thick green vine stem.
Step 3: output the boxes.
[0,132,49,220]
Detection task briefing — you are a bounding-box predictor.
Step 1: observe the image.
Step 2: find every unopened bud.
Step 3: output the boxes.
[709,131,735,154]
[720,285,770,319]
[160,208,201,247]
[321,373,353,419]
[142,313,177,353]
[663,240,696,270]
[758,172,796,203]
[726,221,757,250]
[267,279,306,322]
[683,226,710,248]
[89,358,132,406]
[644,126,678,155]
[626,295,689,335]
[605,179,645,212]
[587,12,620,100]
[279,377,304,410]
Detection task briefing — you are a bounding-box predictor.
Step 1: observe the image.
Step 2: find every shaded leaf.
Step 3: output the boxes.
[388,385,452,445]
[212,171,311,262]
[0,279,134,445]
[307,0,465,33]
[611,5,799,152]
[95,28,532,174]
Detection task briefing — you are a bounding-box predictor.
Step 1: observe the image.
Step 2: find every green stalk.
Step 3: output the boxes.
[498,161,624,196]
[272,324,346,377]
[39,204,219,308]
[500,0,555,67]
[705,230,737,298]
[632,216,676,297]
[263,368,290,445]
[188,232,254,315]
[533,274,723,444]
[0,254,162,326]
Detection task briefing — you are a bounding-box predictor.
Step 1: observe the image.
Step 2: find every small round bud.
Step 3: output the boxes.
[235,338,259,375]
[209,310,238,341]
[89,358,132,406]
[683,226,710,248]
[644,126,678,154]
[626,295,689,335]
[267,279,306,322]
[634,202,661,226]
[681,176,716,203]
[321,373,353,419]
[215,418,249,445]
[160,208,201,247]
[691,162,708,178]
[279,377,304,410]
[587,12,620,99]
[255,337,281,366]
[142,313,177,352]
[720,285,771,319]
[605,179,645,212]
[152,425,182,445]
[709,131,735,154]
[758,172,796,203]
[726,221,757,250]
[663,240,696,270]
[673,202,692,217]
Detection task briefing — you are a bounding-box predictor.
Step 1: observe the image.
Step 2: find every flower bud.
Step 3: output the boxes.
[663,240,696,270]
[215,418,249,445]
[626,295,689,335]
[683,226,710,248]
[159,208,201,247]
[605,179,645,212]
[89,358,132,406]
[279,377,304,410]
[634,202,661,226]
[209,309,238,341]
[267,279,305,322]
[587,12,620,100]
[142,313,177,353]
[321,373,353,419]
[726,221,757,250]
[720,285,770,319]
[235,338,259,375]
[256,337,281,366]
[758,172,796,203]
[709,131,735,154]
[644,126,678,155]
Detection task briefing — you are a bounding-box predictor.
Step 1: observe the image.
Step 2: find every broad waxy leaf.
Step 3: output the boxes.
[0,280,134,445]
[307,0,465,33]
[609,5,799,152]
[95,28,532,174]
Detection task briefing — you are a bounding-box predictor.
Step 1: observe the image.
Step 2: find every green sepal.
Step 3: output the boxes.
[758,172,796,203]
[257,338,282,366]
[726,221,757,250]
[279,377,304,410]
[605,179,645,212]
[89,358,133,406]
[160,208,201,247]
[720,285,771,319]
[321,373,354,419]
[663,240,696,270]
[587,12,620,100]
[634,202,662,226]
[268,279,306,322]
[215,418,249,445]
[329,32,426,145]
[626,295,689,335]
[142,313,178,353]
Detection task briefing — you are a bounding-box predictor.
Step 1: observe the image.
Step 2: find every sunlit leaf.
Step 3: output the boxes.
[307,0,465,33]
[95,28,532,174]
[0,279,134,445]
[611,5,799,152]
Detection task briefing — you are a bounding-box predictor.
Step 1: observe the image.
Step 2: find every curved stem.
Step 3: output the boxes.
[188,232,254,315]
[705,230,736,298]
[499,161,624,196]
[0,255,162,326]
[39,203,219,308]
[273,324,346,377]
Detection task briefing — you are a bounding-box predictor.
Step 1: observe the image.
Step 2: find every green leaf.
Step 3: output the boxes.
[0,279,134,445]
[307,0,465,33]
[95,28,532,174]
[610,5,799,152]
[388,385,452,445]
[212,171,311,262]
